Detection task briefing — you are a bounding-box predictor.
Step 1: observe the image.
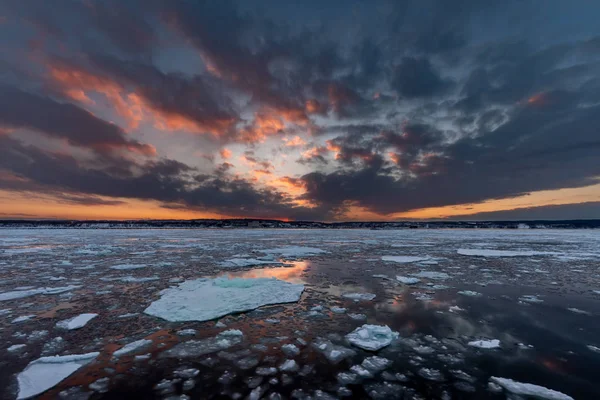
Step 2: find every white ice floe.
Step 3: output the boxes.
[519,295,544,303]
[16,352,99,399]
[342,293,376,302]
[281,344,300,357]
[449,306,464,313]
[110,264,147,270]
[163,330,244,359]
[145,277,304,322]
[346,325,399,351]
[0,285,81,302]
[260,246,325,257]
[220,258,283,268]
[468,339,500,349]
[458,290,482,297]
[567,307,591,315]
[8,344,26,352]
[587,345,600,353]
[312,339,357,364]
[279,359,299,372]
[381,256,431,263]
[330,306,347,314]
[12,315,35,323]
[361,356,392,373]
[489,377,574,400]
[120,276,159,283]
[457,249,558,257]
[348,313,367,321]
[113,339,153,357]
[412,271,450,280]
[56,313,98,330]
[396,276,420,284]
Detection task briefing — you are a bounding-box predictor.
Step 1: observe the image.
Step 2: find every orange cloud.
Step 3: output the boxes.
[220,148,232,159]
[47,62,232,135]
[283,135,306,147]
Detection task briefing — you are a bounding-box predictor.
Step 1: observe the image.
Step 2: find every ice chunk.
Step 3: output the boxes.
[364,382,404,399]
[113,339,152,357]
[16,352,99,399]
[337,372,359,385]
[382,256,431,263]
[396,276,420,284]
[312,339,356,364]
[418,367,444,381]
[144,277,304,322]
[282,344,300,357]
[110,264,146,270]
[256,366,278,376]
[458,290,482,297]
[261,246,325,257]
[346,325,399,351]
[0,285,80,301]
[279,359,299,372]
[348,313,367,321]
[519,295,544,303]
[89,377,110,393]
[350,364,373,378]
[412,271,450,280]
[330,306,347,314]
[587,345,600,353]
[458,249,558,257]
[56,313,98,330]
[8,344,26,352]
[361,356,392,373]
[490,377,574,400]
[468,339,500,349]
[567,307,591,315]
[12,315,35,323]
[161,330,243,358]
[220,258,283,268]
[342,292,376,301]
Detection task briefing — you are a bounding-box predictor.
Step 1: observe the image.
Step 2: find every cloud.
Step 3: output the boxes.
[0,85,155,156]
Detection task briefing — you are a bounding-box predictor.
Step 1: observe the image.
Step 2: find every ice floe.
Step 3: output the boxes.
[144,277,304,322]
[0,285,80,301]
[110,264,147,270]
[260,246,325,257]
[458,290,482,297]
[161,330,243,358]
[412,271,450,280]
[16,352,99,399]
[56,313,98,330]
[220,258,283,268]
[113,339,152,357]
[381,256,431,263]
[346,325,399,351]
[396,276,420,284]
[489,377,574,400]
[468,339,500,349]
[312,339,356,364]
[457,249,558,257]
[342,292,376,301]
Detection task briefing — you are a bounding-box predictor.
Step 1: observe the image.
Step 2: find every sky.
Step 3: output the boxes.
[0,0,599,221]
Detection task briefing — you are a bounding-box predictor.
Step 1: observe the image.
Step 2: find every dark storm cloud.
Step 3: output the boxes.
[392,57,451,98]
[1,0,599,219]
[0,135,327,220]
[301,95,600,214]
[0,85,155,155]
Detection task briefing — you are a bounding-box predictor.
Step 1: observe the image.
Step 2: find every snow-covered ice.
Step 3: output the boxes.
[342,292,376,301]
[0,286,80,301]
[16,352,99,399]
[260,246,325,257]
[56,313,98,330]
[161,330,243,358]
[144,277,304,322]
[346,325,399,351]
[490,377,574,400]
[412,271,450,280]
[396,276,420,284]
[468,339,500,349]
[113,339,152,357]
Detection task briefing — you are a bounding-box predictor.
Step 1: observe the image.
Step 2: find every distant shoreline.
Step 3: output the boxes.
[0,219,598,229]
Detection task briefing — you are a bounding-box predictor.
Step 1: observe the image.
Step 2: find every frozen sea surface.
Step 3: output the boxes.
[0,228,599,399]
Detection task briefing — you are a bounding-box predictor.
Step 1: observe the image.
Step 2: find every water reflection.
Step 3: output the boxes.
[217,260,309,284]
